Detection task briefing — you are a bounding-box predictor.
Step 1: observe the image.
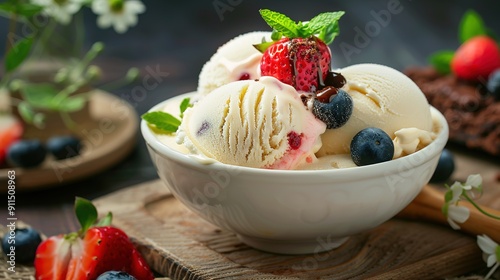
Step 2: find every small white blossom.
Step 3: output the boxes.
[477,235,500,279]
[446,204,470,230]
[464,173,482,189]
[31,0,84,24]
[91,0,145,33]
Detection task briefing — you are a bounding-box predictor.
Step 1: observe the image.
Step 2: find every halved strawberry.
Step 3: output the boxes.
[34,198,154,280]
[0,114,23,165]
[451,35,500,81]
[34,235,73,280]
[256,9,344,92]
[65,227,135,280]
[130,247,155,280]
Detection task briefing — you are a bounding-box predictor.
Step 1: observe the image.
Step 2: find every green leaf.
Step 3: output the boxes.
[459,10,487,43]
[75,197,98,234]
[253,41,275,53]
[306,11,345,38]
[271,30,282,41]
[0,2,43,17]
[142,111,181,134]
[179,97,191,118]
[259,9,299,38]
[95,212,113,227]
[318,21,340,45]
[20,83,59,109]
[429,50,455,74]
[5,37,33,72]
[58,96,87,112]
[17,101,35,124]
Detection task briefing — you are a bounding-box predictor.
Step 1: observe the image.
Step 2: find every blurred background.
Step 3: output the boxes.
[1,0,499,234]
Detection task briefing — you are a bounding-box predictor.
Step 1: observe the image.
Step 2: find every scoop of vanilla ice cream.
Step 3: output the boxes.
[197,31,271,96]
[178,76,326,169]
[317,63,434,158]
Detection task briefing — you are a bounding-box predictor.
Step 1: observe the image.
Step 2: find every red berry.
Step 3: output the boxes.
[0,115,23,165]
[451,36,500,81]
[35,227,154,280]
[260,37,331,92]
[287,131,302,150]
[34,235,72,280]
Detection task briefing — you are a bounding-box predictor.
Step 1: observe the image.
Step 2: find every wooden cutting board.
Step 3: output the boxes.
[92,184,483,279]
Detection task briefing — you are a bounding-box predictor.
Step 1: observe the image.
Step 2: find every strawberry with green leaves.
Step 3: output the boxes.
[34,197,154,280]
[255,9,344,92]
[430,10,500,82]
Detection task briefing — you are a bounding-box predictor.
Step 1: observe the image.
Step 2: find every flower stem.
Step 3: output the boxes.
[484,262,499,280]
[32,19,57,59]
[5,13,17,54]
[463,193,500,220]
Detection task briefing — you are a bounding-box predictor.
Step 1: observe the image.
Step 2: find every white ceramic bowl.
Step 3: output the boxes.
[141,93,449,254]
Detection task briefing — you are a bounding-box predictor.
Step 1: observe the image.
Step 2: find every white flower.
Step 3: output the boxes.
[31,0,84,25]
[449,182,464,203]
[477,235,500,280]
[446,204,470,230]
[92,0,145,33]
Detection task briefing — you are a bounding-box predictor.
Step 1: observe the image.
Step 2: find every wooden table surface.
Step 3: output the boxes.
[0,0,499,277]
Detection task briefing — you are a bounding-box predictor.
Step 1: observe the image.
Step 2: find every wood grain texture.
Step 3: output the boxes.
[94,180,487,279]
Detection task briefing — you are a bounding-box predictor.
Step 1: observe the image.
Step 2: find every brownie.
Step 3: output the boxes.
[405,66,500,156]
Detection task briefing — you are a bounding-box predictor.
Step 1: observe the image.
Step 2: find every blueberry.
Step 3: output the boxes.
[7,140,47,168]
[97,271,137,280]
[487,69,500,101]
[2,227,42,263]
[429,149,455,183]
[350,127,394,166]
[47,136,82,160]
[312,89,353,129]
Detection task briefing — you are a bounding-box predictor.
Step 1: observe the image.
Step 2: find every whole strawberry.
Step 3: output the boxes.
[255,9,344,92]
[34,198,154,280]
[451,35,500,81]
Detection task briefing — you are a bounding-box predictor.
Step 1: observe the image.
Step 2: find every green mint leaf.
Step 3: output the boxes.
[307,11,345,38]
[142,111,181,134]
[57,96,87,112]
[75,197,98,234]
[319,21,340,45]
[179,97,191,118]
[259,9,299,38]
[95,212,113,227]
[5,37,33,72]
[429,50,455,74]
[459,10,487,43]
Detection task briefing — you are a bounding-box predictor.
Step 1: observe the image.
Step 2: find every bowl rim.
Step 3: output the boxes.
[141,91,449,179]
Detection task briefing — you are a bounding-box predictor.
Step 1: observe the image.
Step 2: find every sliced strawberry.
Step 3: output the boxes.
[65,227,133,280]
[130,248,155,280]
[34,235,73,280]
[0,114,23,165]
[451,35,500,81]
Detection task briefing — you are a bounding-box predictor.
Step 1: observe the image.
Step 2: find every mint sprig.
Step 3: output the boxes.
[258,9,344,45]
[142,97,191,134]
